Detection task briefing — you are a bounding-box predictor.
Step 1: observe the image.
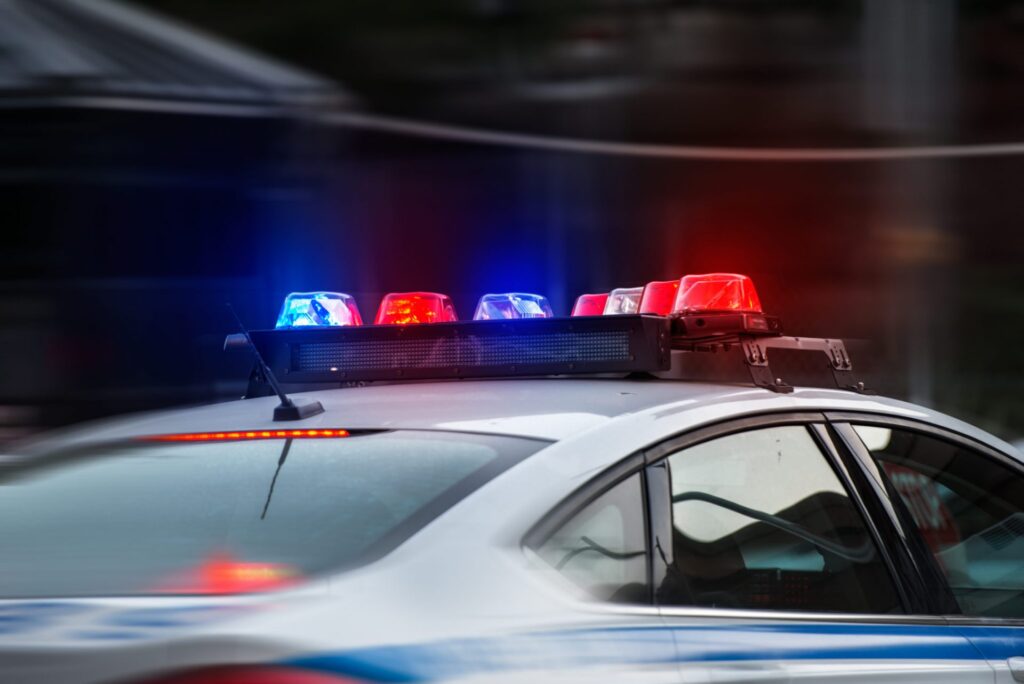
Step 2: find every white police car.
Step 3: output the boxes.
[3,275,1024,684]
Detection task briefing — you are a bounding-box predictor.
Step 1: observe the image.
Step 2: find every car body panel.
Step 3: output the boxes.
[4,378,1022,683]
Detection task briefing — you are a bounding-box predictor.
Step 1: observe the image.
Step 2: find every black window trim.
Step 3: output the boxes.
[827,421,961,615]
[808,422,920,614]
[826,410,1024,627]
[824,411,1024,479]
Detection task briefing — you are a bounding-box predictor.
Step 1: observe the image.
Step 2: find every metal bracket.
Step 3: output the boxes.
[739,336,868,394]
[671,326,869,394]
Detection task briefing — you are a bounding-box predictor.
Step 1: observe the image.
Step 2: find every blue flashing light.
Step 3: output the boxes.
[473,293,554,321]
[275,291,363,328]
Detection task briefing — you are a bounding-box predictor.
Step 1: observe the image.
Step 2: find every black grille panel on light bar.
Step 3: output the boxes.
[242,315,671,383]
[295,331,631,372]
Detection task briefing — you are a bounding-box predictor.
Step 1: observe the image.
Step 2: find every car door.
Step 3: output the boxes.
[644,413,992,683]
[832,413,1024,684]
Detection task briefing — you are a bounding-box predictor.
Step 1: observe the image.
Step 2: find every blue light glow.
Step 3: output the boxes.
[275,292,363,328]
[473,293,554,320]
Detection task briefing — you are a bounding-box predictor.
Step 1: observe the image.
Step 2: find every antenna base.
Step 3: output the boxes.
[274,399,325,421]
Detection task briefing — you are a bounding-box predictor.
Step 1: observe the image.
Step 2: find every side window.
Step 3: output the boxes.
[853,424,1024,619]
[656,425,903,614]
[533,473,649,603]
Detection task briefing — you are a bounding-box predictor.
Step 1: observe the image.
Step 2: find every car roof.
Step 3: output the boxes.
[19,379,736,448]
[13,378,1017,457]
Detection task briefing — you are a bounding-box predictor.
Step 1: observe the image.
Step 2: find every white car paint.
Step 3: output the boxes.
[3,379,1022,684]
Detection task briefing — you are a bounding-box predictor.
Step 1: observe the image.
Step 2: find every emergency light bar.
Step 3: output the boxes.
[229,273,867,396]
[227,315,671,386]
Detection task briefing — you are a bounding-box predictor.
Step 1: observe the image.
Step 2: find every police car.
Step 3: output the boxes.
[3,274,1024,684]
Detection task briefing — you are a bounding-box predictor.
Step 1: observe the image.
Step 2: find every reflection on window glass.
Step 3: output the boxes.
[534,474,648,603]
[854,425,1024,618]
[0,431,538,598]
[659,426,902,614]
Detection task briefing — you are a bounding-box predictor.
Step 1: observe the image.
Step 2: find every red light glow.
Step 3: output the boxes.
[140,666,361,684]
[375,292,457,325]
[154,553,300,596]
[141,429,350,442]
[673,273,763,314]
[639,280,681,315]
[571,293,609,316]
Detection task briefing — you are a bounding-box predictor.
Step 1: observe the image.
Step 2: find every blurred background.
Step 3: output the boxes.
[0,0,1021,444]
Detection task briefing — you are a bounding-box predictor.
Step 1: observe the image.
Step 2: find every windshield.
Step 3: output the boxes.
[0,430,541,598]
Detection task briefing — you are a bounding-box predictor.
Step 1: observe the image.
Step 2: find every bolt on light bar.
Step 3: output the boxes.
[376,292,457,325]
[230,271,869,395]
[275,292,362,329]
[474,293,553,320]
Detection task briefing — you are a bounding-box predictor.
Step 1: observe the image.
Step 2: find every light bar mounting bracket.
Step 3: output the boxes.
[669,313,868,394]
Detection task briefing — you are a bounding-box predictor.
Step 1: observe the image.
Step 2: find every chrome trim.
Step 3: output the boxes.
[579,599,1024,627]
[656,605,948,625]
[581,603,663,618]
[941,615,1024,627]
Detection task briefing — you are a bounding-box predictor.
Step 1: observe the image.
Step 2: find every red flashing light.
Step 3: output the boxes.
[141,429,350,442]
[673,273,762,314]
[375,292,457,325]
[571,293,609,316]
[639,280,681,315]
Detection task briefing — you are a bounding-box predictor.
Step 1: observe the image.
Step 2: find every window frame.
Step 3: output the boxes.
[644,411,914,618]
[523,451,654,605]
[826,410,1024,627]
[525,410,942,623]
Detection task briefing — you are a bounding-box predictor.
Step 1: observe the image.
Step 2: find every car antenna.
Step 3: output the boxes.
[260,437,292,520]
[227,303,324,421]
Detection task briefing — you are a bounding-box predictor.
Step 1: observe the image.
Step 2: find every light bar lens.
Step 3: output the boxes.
[571,293,609,317]
[473,293,553,320]
[275,292,362,329]
[603,286,643,315]
[375,292,457,325]
[639,280,681,315]
[673,273,763,314]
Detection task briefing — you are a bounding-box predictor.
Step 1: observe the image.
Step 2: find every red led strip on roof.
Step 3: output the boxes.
[140,429,351,442]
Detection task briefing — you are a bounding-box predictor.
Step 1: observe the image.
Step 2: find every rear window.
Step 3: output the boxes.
[0,430,540,598]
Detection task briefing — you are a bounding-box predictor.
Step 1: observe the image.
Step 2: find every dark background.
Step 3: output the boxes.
[1,0,1022,443]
